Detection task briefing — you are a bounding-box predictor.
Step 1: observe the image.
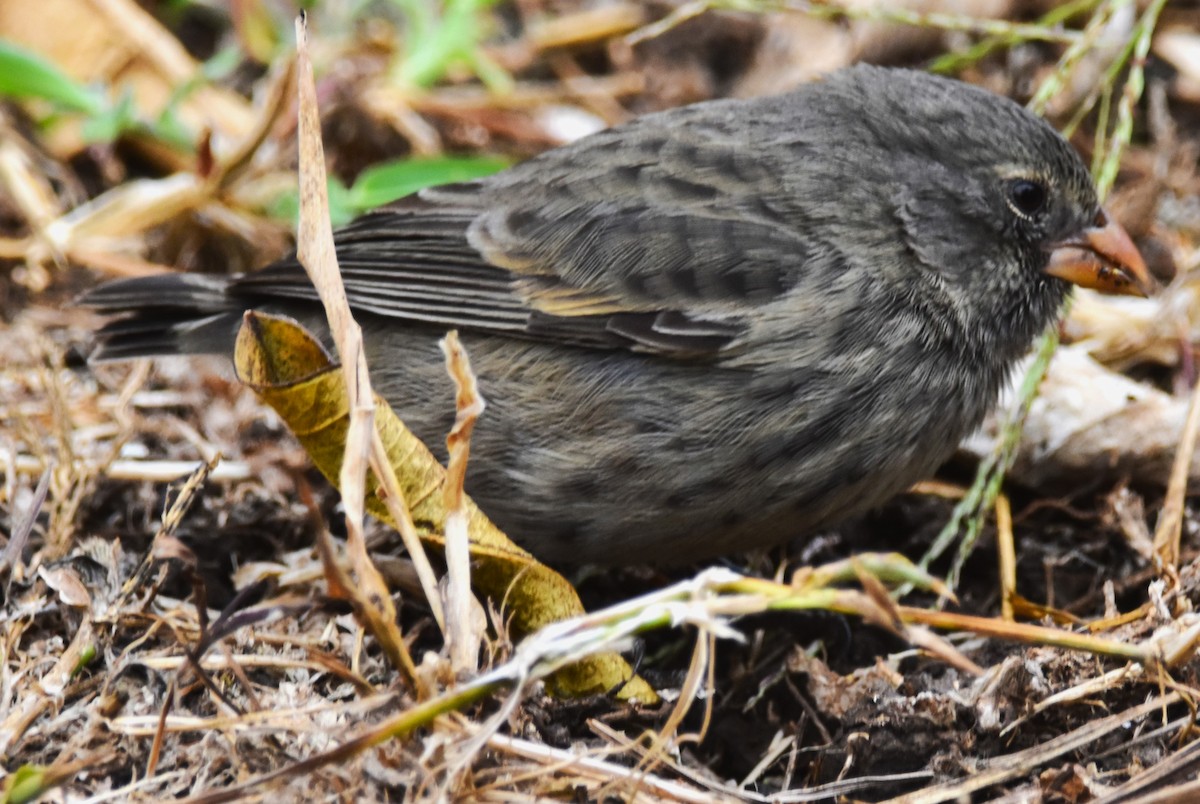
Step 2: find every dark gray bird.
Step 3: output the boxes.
[83,65,1150,565]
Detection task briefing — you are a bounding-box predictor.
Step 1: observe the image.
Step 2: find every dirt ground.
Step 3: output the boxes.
[4,1,1200,801]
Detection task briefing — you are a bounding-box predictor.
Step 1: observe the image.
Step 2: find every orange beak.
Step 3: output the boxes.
[1043,210,1155,297]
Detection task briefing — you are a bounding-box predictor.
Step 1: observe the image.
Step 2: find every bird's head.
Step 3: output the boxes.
[877,67,1150,296]
[807,66,1153,346]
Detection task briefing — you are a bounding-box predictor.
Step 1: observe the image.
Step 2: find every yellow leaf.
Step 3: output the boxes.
[234,311,657,703]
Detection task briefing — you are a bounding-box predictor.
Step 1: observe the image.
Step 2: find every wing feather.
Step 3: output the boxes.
[229,100,815,358]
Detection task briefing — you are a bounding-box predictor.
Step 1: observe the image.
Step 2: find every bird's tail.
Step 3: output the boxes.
[79,274,244,361]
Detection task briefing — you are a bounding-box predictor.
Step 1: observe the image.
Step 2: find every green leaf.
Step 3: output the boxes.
[0,39,105,114]
[3,765,49,804]
[202,45,244,82]
[79,88,136,144]
[263,156,507,227]
[346,155,508,211]
[391,0,510,89]
[267,178,355,228]
[327,179,356,228]
[72,644,97,677]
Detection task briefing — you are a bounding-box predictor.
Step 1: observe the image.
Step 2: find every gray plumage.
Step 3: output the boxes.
[84,65,1113,565]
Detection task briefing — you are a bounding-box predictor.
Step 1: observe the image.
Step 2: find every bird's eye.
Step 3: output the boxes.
[1007,179,1048,218]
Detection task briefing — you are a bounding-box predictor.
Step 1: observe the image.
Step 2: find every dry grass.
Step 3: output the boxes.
[5,0,1200,800]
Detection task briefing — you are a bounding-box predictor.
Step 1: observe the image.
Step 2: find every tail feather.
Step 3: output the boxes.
[79,274,244,361]
[81,273,233,312]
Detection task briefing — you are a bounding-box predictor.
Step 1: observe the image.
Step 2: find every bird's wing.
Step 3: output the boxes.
[234,106,815,359]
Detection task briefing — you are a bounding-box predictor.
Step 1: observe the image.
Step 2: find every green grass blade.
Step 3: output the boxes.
[0,39,105,114]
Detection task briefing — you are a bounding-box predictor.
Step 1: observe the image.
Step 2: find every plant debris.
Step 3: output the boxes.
[4,0,1200,800]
